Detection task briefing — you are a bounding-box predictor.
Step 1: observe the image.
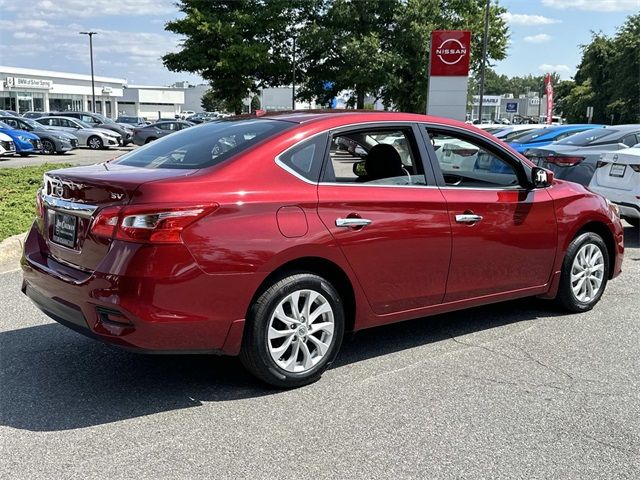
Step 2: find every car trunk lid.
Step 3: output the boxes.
[41,162,197,271]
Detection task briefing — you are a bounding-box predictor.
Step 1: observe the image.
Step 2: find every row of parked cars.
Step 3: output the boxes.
[478,122,640,227]
[0,109,135,157]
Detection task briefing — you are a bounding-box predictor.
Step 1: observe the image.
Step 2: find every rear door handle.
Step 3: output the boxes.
[335,218,372,228]
[455,214,483,224]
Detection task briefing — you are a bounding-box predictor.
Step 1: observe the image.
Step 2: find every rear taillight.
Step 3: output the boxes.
[546,155,584,167]
[91,204,218,244]
[451,148,477,157]
[630,164,640,173]
[595,160,610,169]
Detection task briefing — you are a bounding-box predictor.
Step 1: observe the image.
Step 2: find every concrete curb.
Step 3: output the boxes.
[0,232,26,274]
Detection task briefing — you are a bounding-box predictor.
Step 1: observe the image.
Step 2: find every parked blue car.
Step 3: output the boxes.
[0,120,42,156]
[507,124,604,154]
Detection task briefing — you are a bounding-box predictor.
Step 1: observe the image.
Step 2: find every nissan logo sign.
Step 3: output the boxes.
[435,39,467,65]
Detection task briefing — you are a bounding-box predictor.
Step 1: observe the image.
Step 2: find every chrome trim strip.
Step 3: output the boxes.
[42,195,98,218]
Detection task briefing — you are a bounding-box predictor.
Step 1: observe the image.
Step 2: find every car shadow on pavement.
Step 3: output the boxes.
[623,225,639,249]
[0,296,564,432]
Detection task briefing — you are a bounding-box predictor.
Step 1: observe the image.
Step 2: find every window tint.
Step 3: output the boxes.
[427,129,520,188]
[553,128,611,145]
[323,129,426,186]
[82,115,97,124]
[3,119,18,128]
[278,133,328,182]
[156,123,173,131]
[622,134,639,147]
[115,119,293,170]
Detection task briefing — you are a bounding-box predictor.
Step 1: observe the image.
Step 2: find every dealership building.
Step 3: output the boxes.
[0,66,187,120]
[0,66,126,118]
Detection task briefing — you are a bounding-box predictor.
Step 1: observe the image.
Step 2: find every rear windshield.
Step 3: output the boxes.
[555,128,618,146]
[114,119,293,169]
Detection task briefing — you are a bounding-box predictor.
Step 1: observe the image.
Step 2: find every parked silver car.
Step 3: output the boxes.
[36,116,122,149]
[524,125,640,185]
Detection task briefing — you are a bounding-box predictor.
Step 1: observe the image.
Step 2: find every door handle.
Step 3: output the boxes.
[335,218,372,228]
[455,214,483,224]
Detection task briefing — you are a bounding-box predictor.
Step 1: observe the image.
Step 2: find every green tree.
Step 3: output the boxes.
[201,88,225,112]
[384,0,509,113]
[564,14,639,124]
[250,95,262,112]
[297,0,397,109]
[163,0,312,114]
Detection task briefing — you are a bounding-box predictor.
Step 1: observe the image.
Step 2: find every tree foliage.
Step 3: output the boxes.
[564,14,639,124]
[164,0,509,113]
[163,0,311,114]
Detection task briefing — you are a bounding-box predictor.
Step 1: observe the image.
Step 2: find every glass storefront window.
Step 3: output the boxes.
[0,92,17,112]
[49,94,83,112]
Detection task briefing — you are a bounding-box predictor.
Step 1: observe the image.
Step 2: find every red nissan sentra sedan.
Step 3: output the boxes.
[21,112,624,387]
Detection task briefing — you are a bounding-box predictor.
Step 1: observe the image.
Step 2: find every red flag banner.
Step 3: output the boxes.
[545,74,554,124]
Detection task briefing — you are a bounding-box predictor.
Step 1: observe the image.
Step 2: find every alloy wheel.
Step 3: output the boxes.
[570,243,605,302]
[267,289,335,373]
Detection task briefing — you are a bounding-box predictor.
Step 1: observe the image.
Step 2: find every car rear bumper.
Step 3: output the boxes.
[590,185,640,219]
[21,225,251,355]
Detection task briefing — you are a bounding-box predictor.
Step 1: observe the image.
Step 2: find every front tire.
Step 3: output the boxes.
[240,273,345,388]
[555,232,609,312]
[41,139,56,155]
[87,136,103,150]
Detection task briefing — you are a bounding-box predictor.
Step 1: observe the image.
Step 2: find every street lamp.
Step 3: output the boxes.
[79,31,97,113]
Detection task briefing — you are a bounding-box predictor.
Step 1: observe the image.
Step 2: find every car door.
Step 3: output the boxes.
[316,123,451,316]
[422,125,557,302]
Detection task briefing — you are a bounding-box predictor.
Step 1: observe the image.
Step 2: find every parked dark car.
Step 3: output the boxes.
[0,109,19,117]
[131,120,193,145]
[22,111,46,119]
[0,116,79,154]
[21,112,623,388]
[523,125,640,185]
[50,112,133,145]
[116,116,148,127]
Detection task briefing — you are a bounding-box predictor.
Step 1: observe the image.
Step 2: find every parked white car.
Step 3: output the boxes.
[493,124,548,142]
[36,116,122,149]
[589,147,640,228]
[0,131,16,156]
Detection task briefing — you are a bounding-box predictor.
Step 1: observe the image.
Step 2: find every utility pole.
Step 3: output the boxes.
[292,36,296,110]
[477,0,490,123]
[79,31,97,113]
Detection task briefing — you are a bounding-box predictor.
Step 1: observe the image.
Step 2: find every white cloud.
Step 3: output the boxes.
[524,34,552,43]
[541,0,638,11]
[539,64,574,79]
[0,0,177,17]
[13,31,38,39]
[501,12,561,25]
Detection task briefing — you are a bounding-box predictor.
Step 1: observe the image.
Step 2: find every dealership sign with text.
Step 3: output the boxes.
[430,30,472,76]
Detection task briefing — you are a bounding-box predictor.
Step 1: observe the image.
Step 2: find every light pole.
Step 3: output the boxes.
[79,31,97,113]
[477,0,490,122]
[291,35,296,110]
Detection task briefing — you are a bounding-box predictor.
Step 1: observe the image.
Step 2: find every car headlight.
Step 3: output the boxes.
[55,135,67,141]
[18,135,31,142]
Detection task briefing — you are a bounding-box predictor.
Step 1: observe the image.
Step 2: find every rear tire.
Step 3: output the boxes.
[87,136,103,150]
[145,137,156,144]
[555,232,609,313]
[240,273,345,388]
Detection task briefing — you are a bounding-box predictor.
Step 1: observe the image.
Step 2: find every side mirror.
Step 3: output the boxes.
[353,160,367,177]
[531,167,553,188]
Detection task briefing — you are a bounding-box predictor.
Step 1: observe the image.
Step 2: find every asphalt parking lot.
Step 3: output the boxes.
[0,145,136,169]
[0,224,638,478]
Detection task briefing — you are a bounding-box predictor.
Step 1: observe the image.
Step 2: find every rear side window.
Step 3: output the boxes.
[115,119,293,170]
[277,133,328,182]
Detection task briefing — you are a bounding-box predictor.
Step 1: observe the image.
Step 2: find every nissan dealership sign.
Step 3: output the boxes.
[427,30,472,121]
[430,30,472,76]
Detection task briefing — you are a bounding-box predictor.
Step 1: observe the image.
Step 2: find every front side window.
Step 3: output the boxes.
[115,119,293,170]
[427,129,520,188]
[322,128,426,186]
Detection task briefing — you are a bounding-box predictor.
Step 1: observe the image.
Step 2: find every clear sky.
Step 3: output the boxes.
[0,0,637,86]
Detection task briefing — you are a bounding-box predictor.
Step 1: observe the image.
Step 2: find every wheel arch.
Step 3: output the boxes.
[247,256,357,334]
[574,220,617,279]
